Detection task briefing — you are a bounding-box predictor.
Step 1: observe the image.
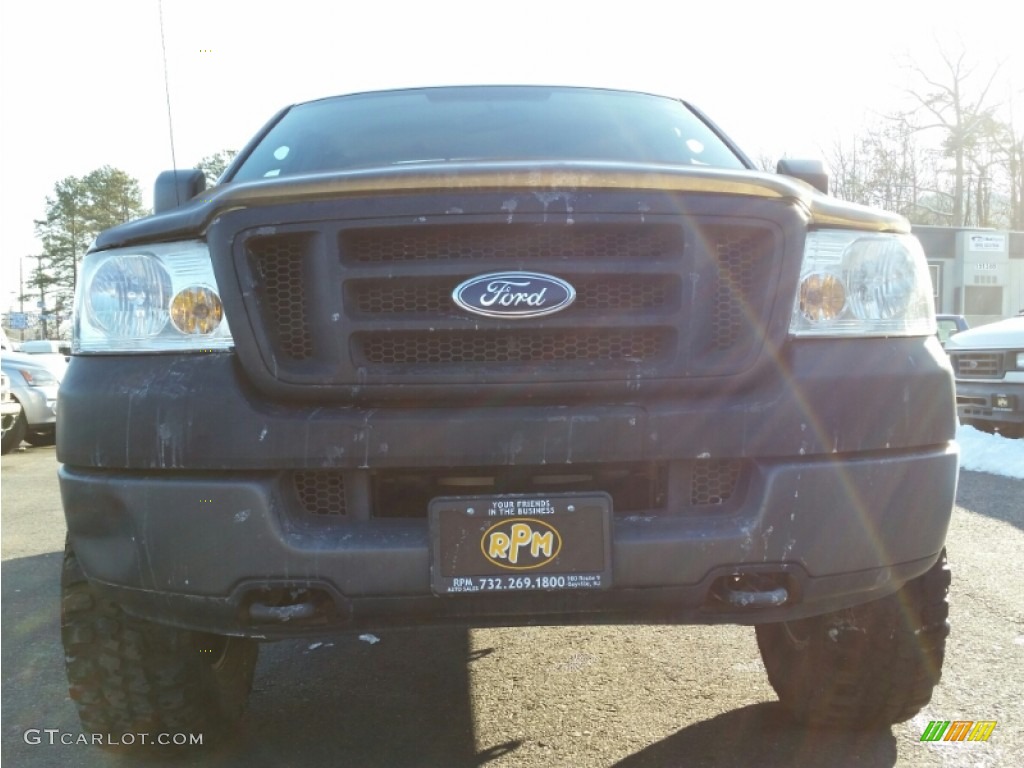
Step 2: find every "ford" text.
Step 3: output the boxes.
[478,280,547,308]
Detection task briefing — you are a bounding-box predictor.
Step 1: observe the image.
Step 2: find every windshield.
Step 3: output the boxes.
[230,86,746,182]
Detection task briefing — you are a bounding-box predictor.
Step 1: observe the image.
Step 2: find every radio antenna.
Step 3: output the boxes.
[157,0,180,204]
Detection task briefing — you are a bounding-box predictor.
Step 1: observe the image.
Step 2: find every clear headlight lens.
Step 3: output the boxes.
[1015,352,1024,370]
[75,241,233,353]
[790,230,935,337]
[87,254,174,338]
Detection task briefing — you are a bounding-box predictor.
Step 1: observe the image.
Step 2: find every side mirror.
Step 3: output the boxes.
[154,169,207,214]
[776,158,828,195]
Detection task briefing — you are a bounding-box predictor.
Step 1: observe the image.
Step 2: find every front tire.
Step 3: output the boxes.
[24,428,56,447]
[61,541,258,747]
[996,423,1024,439]
[756,550,950,728]
[1,408,26,454]
[962,418,996,434]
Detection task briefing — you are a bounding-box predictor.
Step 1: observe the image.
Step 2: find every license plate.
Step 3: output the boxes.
[994,394,1014,411]
[429,493,611,595]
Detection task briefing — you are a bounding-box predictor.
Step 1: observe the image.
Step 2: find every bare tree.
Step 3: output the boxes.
[903,45,1003,226]
[828,118,935,219]
[988,99,1024,229]
[830,42,1020,230]
[829,138,864,202]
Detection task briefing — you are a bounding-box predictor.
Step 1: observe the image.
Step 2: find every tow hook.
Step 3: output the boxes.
[245,586,329,624]
[711,573,790,609]
[249,600,317,622]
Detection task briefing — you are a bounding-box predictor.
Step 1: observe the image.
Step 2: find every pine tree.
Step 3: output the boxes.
[32,168,148,336]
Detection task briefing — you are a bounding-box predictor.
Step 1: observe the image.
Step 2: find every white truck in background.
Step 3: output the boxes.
[946,315,1024,437]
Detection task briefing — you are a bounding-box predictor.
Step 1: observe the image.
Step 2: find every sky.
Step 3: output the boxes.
[1,0,1022,311]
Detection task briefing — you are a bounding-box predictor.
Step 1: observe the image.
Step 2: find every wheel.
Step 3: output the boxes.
[1,408,27,454]
[995,423,1024,439]
[61,541,258,747]
[24,429,56,447]
[756,549,950,728]
[962,418,996,434]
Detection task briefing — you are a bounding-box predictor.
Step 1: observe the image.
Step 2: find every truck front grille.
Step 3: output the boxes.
[951,352,1003,379]
[237,210,782,395]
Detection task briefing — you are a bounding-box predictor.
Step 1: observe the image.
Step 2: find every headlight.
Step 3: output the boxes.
[790,230,935,337]
[16,368,58,387]
[1016,352,1024,370]
[75,241,233,353]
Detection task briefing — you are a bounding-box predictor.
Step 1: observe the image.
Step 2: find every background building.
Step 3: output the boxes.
[914,226,1024,325]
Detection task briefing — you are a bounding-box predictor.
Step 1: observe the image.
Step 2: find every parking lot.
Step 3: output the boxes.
[3,445,1022,767]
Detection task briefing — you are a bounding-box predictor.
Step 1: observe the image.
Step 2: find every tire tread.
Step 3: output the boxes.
[756,550,951,728]
[61,543,257,746]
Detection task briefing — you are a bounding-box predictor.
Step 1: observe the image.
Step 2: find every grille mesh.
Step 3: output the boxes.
[293,471,347,516]
[355,329,672,365]
[341,224,683,263]
[248,234,314,360]
[710,229,773,351]
[691,460,743,505]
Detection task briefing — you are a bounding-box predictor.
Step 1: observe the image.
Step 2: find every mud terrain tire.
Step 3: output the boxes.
[24,428,56,447]
[756,549,951,727]
[61,542,258,747]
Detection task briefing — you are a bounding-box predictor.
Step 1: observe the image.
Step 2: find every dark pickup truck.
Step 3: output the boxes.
[59,85,957,746]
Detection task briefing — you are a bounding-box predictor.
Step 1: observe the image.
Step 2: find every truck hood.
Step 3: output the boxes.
[945,316,1024,350]
[94,161,909,251]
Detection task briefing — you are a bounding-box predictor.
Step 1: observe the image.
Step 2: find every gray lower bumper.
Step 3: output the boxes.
[61,444,957,636]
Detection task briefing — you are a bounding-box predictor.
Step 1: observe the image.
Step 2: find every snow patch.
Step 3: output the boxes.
[359,633,381,645]
[958,424,1024,479]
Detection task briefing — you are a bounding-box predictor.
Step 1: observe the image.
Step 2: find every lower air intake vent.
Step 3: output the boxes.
[293,471,347,516]
[691,460,743,506]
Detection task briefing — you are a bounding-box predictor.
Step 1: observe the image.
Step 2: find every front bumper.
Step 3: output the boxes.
[61,444,957,637]
[58,337,959,637]
[1,400,21,434]
[956,378,1024,426]
[12,385,57,430]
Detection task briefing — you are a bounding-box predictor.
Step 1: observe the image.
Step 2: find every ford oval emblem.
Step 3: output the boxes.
[452,272,576,319]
